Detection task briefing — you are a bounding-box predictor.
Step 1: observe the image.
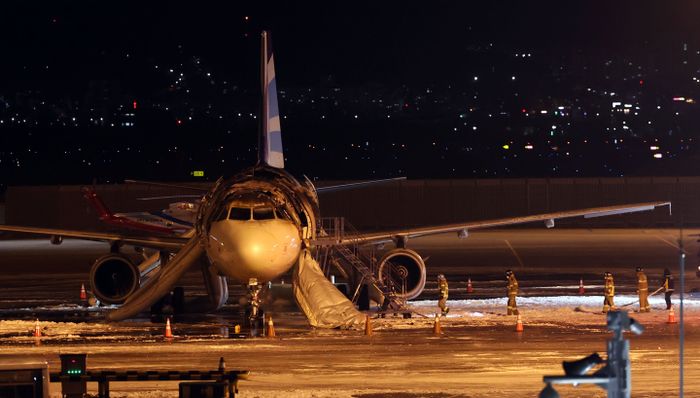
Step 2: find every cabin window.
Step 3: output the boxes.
[253,207,276,220]
[229,207,251,220]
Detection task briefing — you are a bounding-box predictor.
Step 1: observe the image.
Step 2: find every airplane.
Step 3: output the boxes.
[0,31,671,330]
[81,186,196,235]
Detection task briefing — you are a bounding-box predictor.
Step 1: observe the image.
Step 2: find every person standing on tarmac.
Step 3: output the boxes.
[603,272,616,313]
[661,268,675,310]
[506,270,519,315]
[636,267,650,312]
[437,274,449,316]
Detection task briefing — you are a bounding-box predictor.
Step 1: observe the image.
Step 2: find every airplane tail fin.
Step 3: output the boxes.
[258,30,285,169]
[81,187,113,221]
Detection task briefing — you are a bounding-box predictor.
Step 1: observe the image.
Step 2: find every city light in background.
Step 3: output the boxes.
[0,2,699,190]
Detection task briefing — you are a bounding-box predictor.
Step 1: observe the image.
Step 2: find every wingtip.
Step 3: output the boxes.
[655,201,672,215]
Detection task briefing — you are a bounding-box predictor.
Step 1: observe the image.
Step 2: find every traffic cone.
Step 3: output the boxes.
[467,278,474,293]
[666,307,677,324]
[79,283,88,307]
[164,317,174,338]
[578,278,585,295]
[364,315,373,336]
[515,314,524,332]
[218,357,226,372]
[433,314,442,335]
[33,319,41,338]
[266,315,276,338]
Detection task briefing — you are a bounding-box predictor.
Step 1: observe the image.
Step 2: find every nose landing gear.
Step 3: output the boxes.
[246,278,265,337]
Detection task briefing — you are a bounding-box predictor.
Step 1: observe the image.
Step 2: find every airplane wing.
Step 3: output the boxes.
[315,177,407,193]
[312,201,672,246]
[124,179,210,192]
[0,225,188,250]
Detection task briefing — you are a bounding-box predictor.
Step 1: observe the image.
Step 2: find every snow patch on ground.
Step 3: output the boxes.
[0,319,115,335]
[412,294,700,310]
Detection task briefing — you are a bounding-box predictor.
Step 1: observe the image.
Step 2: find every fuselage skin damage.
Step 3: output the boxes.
[199,165,319,284]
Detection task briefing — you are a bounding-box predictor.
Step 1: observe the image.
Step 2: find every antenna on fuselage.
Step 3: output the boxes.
[257,30,285,169]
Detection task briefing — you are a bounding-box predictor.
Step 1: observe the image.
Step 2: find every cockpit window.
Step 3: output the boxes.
[253,207,276,220]
[229,207,251,220]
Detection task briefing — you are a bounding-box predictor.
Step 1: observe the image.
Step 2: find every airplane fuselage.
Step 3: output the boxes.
[199,165,319,284]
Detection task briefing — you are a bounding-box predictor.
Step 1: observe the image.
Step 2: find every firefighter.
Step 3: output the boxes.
[636,267,650,312]
[603,272,615,313]
[437,274,449,316]
[506,270,519,315]
[661,268,674,310]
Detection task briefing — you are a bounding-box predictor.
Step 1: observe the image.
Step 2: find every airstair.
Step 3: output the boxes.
[315,217,407,312]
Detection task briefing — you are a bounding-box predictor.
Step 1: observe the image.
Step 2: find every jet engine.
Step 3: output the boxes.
[89,254,140,304]
[376,248,426,300]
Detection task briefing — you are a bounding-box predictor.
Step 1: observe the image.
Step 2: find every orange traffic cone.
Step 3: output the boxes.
[164,317,174,338]
[666,307,677,324]
[578,278,585,295]
[33,319,41,338]
[364,315,373,336]
[79,283,88,306]
[467,278,474,294]
[266,315,276,338]
[433,314,442,335]
[515,314,524,332]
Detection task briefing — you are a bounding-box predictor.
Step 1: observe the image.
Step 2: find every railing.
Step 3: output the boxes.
[315,217,407,310]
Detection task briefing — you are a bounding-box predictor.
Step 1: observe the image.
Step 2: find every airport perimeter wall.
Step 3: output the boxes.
[3,176,695,231]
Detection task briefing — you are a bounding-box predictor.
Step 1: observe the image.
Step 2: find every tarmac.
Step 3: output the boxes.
[0,228,698,397]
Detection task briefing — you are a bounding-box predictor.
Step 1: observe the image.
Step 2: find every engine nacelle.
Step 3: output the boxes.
[377,248,427,300]
[89,254,140,305]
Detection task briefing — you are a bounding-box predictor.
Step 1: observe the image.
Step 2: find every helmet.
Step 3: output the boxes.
[437,274,445,280]
[664,268,671,276]
[505,269,513,276]
[636,267,643,272]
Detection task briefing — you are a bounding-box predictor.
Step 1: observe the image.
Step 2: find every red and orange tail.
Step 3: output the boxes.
[81,187,113,221]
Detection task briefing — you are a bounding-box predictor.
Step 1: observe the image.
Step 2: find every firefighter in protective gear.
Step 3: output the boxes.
[662,268,674,310]
[437,274,449,316]
[603,272,615,313]
[636,267,650,312]
[506,270,519,315]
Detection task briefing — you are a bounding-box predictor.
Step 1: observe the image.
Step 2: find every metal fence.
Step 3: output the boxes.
[4,176,695,230]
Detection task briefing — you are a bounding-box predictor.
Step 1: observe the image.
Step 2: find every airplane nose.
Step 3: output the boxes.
[208,220,301,283]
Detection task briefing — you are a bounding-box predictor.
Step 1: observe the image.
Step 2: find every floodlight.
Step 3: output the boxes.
[539,383,560,398]
[563,352,603,376]
[606,311,644,336]
[628,318,644,336]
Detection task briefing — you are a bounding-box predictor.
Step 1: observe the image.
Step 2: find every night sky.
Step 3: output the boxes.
[3,2,700,86]
[1,2,700,188]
